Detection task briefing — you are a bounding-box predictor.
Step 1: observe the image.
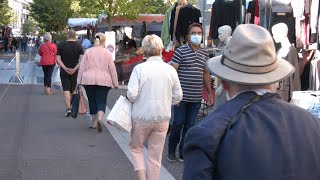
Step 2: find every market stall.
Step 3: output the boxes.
[67,18,98,40]
[97,14,164,82]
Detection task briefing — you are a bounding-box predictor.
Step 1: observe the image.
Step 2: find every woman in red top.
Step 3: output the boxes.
[39,33,57,95]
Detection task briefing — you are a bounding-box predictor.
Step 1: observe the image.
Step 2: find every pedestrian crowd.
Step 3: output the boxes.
[0,35,37,53]
[34,24,320,180]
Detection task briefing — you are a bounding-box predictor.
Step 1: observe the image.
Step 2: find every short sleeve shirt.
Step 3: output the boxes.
[172,44,209,102]
[57,41,84,74]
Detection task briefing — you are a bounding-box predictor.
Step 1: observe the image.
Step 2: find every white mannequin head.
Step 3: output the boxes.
[218,25,232,43]
[271,23,288,43]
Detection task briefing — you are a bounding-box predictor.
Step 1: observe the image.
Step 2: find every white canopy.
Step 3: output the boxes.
[67,18,98,28]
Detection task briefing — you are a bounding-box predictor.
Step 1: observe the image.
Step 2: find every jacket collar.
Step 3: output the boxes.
[146,56,163,62]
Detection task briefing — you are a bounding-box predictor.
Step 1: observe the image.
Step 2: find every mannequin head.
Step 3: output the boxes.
[218,25,232,43]
[271,23,288,43]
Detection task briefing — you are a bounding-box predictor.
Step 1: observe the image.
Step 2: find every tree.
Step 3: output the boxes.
[0,0,15,26]
[21,18,36,35]
[30,0,74,32]
[77,0,157,30]
[145,0,172,14]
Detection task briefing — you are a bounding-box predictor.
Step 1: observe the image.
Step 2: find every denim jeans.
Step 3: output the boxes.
[168,101,201,156]
[83,85,111,115]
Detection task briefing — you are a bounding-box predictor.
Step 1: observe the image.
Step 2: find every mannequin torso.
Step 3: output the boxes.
[277,37,291,58]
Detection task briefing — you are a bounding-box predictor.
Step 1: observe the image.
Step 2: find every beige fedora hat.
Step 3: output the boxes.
[206,24,295,85]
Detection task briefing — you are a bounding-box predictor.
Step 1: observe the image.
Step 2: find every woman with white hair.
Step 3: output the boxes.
[77,33,119,132]
[38,32,57,95]
[127,34,182,180]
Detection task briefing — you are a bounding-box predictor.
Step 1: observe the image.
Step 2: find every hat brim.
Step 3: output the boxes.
[206,55,295,85]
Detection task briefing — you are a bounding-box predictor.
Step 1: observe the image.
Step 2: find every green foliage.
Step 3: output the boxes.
[21,19,36,35]
[0,0,15,26]
[145,0,172,14]
[30,0,73,32]
[77,0,157,29]
[30,0,169,33]
[51,32,67,43]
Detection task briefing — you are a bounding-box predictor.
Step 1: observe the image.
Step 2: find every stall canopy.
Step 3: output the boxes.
[67,18,98,30]
[99,14,164,26]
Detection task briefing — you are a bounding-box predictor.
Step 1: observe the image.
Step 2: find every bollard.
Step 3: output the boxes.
[10,50,24,83]
[15,50,20,76]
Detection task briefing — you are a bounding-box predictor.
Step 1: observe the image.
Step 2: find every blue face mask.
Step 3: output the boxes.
[190,34,202,45]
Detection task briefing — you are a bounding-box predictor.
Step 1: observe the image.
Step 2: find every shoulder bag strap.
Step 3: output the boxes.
[45,43,55,55]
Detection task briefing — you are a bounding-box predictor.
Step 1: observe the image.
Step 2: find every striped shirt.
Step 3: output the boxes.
[172,44,209,102]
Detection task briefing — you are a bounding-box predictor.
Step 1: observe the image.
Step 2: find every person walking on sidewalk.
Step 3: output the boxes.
[38,33,57,95]
[56,30,84,117]
[127,34,182,180]
[77,33,119,132]
[167,23,214,162]
[183,24,320,180]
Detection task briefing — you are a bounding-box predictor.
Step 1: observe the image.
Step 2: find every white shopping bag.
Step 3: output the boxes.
[106,95,132,132]
[52,66,62,90]
[34,54,41,66]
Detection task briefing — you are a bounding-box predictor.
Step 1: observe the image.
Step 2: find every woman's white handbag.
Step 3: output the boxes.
[106,95,132,132]
[34,54,41,66]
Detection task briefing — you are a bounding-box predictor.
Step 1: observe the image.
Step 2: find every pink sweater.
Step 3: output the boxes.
[77,46,119,87]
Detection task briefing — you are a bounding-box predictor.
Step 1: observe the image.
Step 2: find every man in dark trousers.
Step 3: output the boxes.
[167,23,214,162]
[183,24,320,180]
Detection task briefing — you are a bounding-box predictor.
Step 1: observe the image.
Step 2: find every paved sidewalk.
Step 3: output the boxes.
[0,85,135,180]
[0,47,214,180]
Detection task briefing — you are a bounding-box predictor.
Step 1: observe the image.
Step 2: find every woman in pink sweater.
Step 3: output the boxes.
[77,33,119,132]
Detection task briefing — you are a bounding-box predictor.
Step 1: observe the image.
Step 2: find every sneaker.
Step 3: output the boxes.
[167,153,176,163]
[178,155,184,162]
[65,108,71,117]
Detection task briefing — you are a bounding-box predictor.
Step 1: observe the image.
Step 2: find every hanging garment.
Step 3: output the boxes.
[176,4,201,42]
[272,0,293,13]
[254,0,260,24]
[209,0,240,39]
[259,0,272,29]
[169,3,178,41]
[161,5,175,46]
[310,0,320,44]
[292,0,312,49]
[309,51,320,90]
[247,0,257,24]
[277,46,301,102]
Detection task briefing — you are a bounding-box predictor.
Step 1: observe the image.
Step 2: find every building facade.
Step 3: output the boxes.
[8,0,32,35]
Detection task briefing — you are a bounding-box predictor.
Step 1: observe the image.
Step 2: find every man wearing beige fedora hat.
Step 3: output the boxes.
[183,24,320,180]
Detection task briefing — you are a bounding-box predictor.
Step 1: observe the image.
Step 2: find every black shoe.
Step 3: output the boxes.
[167,153,176,163]
[65,108,71,117]
[178,155,184,162]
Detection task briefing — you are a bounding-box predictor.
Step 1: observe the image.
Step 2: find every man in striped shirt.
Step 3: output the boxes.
[168,23,214,162]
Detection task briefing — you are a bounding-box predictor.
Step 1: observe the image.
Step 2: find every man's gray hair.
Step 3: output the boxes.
[43,33,52,42]
[142,34,164,57]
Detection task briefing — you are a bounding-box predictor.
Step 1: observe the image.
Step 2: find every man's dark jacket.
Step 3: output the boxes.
[183,91,320,180]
